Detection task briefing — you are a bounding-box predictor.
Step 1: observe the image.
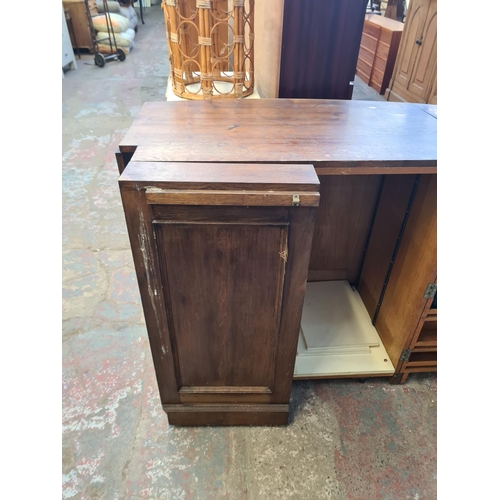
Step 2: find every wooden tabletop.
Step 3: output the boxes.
[120,99,437,174]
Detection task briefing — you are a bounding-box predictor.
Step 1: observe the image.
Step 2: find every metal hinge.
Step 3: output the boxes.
[400,349,411,362]
[423,283,437,299]
[292,194,300,206]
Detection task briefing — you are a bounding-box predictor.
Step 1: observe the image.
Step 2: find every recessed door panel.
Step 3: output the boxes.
[155,221,288,396]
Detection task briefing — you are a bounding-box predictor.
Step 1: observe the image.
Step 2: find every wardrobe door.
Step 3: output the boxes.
[406,0,437,102]
[391,0,429,92]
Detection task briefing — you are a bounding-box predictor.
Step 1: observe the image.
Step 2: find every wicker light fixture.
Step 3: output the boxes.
[162,0,254,99]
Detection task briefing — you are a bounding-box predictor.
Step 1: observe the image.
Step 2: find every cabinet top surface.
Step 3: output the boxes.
[120,161,320,192]
[120,99,437,170]
[364,14,405,31]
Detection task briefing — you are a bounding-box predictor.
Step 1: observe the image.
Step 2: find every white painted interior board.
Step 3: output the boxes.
[295,280,395,377]
[294,345,395,377]
[301,281,380,350]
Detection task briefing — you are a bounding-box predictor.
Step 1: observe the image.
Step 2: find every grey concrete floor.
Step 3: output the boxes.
[62,6,436,499]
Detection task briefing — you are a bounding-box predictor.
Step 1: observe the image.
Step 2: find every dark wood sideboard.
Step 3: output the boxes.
[116,99,437,425]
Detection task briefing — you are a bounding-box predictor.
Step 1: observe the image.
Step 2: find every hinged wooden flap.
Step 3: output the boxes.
[120,161,319,191]
[119,161,320,206]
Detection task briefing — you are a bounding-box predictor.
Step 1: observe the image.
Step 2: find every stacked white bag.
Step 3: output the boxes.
[117,3,138,31]
[94,1,137,54]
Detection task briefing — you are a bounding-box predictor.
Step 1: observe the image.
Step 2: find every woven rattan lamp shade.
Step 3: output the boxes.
[162,0,254,99]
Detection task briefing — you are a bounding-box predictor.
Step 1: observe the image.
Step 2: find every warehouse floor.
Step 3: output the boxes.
[62,6,436,499]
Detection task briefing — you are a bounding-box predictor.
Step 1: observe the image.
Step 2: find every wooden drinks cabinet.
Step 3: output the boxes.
[117,99,437,426]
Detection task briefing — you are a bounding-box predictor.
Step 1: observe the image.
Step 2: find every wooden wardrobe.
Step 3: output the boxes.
[254,0,367,99]
[385,0,437,104]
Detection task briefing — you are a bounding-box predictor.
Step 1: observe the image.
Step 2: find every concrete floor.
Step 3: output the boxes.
[62,6,436,499]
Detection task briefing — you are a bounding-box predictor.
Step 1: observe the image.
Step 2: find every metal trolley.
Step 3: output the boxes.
[85,0,126,67]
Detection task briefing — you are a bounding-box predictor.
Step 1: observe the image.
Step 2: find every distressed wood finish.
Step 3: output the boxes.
[119,162,319,425]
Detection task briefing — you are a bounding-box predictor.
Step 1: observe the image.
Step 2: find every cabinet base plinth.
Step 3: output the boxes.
[163,404,290,426]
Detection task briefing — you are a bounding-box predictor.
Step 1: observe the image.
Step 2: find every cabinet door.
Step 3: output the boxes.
[406,0,437,101]
[155,213,288,399]
[120,180,317,424]
[391,0,429,91]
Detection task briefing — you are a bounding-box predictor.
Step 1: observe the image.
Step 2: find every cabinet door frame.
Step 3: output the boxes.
[391,0,429,91]
[153,216,289,404]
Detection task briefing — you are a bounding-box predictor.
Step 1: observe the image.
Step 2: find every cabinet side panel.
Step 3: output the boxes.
[374,174,437,367]
[358,175,417,317]
[157,223,287,390]
[254,0,284,98]
[309,175,382,283]
[119,186,180,404]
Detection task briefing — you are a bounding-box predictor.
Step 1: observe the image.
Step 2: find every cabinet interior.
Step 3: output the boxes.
[294,173,437,379]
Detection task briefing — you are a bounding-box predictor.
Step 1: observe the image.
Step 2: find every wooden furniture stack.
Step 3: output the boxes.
[254,0,367,99]
[356,15,404,95]
[385,0,437,104]
[116,99,437,426]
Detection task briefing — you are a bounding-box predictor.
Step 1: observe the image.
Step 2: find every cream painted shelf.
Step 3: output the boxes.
[294,281,395,378]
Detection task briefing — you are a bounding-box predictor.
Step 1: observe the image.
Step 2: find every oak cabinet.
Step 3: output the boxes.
[117,99,437,425]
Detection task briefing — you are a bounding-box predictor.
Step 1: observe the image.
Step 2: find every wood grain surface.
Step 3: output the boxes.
[308,175,382,282]
[374,174,437,368]
[156,222,288,392]
[119,161,319,423]
[357,175,417,317]
[120,161,320,191]
[119,100,437,170]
